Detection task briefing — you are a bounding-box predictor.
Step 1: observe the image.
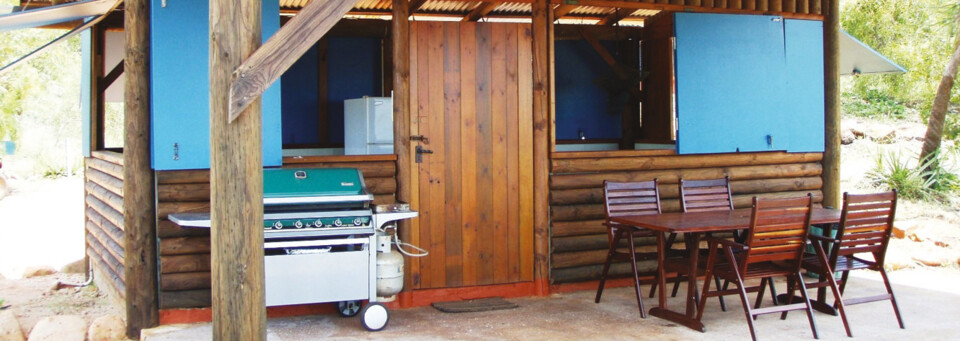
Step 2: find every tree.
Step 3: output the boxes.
[919,2,960,172]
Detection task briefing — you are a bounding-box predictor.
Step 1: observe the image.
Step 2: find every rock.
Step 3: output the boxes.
[849,128,865,138]
[841,129,856,145]
[86,315,124,341]
[0,310,25,341]
[912,255,947,267]
[873,130,897,144]
[957,257,960,267]
[26,315,85,341]
[891,225,915,239]
[21,266,55,279]
[934,240,950,248]
[59,259,86,274]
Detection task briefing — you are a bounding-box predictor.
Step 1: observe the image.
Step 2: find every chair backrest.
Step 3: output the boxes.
[603,180,662,221]
[833,190,898,266]
[741,195,813,274]
[679,177,734,213]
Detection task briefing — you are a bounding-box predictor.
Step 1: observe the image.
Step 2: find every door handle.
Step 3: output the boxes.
[415,145,433,163]
[410,135,429,144]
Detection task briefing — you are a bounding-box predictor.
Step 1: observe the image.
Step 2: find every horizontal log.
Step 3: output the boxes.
[551,149,675,160]
[552,219,605,237]
[161,254,211,274]
[551,151,822,173]
[158,202,210,219]
[88,246,126,298]
[92,150,124,166]
[86,233,124,280]
[159,236,211,256]
[156,170,209,185]
[86,195,124,231]
[551,190,823,221]
[552,249,645,269]
[551,234,658,253]
[159,289,211,309]
[86,167,123,197]
[551,262,658,284]
[282,161,397,178]
[158,183,209,202]
[373,194,395,205]
[86,207,125,248]
[550,176,823,205]
[85,182,123,212]
[86,220,125,263]
[550,163,822,190]
[87,157,124,180]
[366,177,396,195]
[158,219,210,238]
[160,272,211,291]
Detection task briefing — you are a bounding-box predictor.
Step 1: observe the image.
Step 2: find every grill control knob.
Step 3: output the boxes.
[272,221,283,230]
[314,219,323,228]
[294,220,304,229]
[334,219,343,227]
[353,218,363,226]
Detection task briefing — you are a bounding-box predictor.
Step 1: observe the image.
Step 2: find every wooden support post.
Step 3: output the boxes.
[531,0,552,293]
[822,0,840,208]
[210,0,266,338]
[392,0,414,296]
[123,0,158,338]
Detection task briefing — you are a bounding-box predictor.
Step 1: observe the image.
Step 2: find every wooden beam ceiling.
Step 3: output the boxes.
[553,4,577,19]
[409,0,427,12]
[463,2,500,22]
[596,8,631,26]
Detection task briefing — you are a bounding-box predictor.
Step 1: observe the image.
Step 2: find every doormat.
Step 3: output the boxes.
[431,297,518,313]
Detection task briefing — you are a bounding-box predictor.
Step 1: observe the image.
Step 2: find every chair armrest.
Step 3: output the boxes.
[704,236,748,251]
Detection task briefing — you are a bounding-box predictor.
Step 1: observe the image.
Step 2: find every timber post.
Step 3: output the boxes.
[122,0,158,337]
[531,0,552,294]
[392,0,414,298]
[210,0,267,338]
[822,0,840,208]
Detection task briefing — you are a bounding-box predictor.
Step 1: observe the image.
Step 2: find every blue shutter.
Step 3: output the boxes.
[782,19,825,152]
[150,0,282,170]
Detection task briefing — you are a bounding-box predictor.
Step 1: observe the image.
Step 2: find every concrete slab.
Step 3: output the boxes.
[143,272,959,340]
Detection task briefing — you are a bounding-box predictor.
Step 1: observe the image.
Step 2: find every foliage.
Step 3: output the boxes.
[841,0,957,111]
[842,88,909,119]
[870,149,960,201]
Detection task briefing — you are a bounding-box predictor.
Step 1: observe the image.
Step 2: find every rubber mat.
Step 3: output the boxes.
[431,297,518,313]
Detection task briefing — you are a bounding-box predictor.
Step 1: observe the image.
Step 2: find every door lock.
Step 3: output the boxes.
[410,135,429,143]
[415,145,433,163]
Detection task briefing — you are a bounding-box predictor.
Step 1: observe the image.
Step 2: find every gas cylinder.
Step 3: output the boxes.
[376,233,404,301]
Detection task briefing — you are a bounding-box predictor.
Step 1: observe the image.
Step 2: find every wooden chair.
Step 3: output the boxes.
[696,195,820,341]
[801,190,904,336]
[595,180,663,318]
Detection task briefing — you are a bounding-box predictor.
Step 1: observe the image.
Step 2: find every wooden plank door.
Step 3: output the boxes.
[409,22,534,289]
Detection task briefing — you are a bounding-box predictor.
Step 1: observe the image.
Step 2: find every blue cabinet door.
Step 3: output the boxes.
[674,13,824,154]
[150,0,282,170]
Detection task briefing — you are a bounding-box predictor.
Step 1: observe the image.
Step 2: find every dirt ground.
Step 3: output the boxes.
[0,117,958,338]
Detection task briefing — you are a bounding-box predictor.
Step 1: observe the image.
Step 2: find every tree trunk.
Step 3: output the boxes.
[920,42,960,168]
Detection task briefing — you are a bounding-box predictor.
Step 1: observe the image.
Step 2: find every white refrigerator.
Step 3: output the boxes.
[344,96,394,155]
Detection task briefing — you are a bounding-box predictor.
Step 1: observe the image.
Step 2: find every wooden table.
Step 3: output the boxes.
[611,207,841,331]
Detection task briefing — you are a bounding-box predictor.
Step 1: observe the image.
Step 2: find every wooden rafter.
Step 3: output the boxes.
[596,8,632,26]
[228,0,358,122]
[554,4,577,18]
[463,2,500,22]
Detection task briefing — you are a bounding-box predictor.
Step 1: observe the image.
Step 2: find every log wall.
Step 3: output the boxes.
[156,155,398,309]
[85,151,126,298]
[548,150,823,283]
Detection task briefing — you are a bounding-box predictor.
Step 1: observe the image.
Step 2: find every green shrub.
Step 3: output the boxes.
[869,151,931,200]
[842,89,909,119]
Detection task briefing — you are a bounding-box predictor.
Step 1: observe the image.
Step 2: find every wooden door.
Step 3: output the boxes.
[409,22,534,289]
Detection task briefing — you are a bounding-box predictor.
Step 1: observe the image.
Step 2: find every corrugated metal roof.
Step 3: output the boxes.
[280,1,659,21]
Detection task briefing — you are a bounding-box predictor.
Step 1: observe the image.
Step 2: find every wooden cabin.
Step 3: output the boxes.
[13,0,844,337]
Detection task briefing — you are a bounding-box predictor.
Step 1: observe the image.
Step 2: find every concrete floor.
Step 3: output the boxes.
[142,271,960,341]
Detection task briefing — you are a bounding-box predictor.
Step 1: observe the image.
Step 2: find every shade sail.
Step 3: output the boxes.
[840,29,907,75]
[0,0,117,32]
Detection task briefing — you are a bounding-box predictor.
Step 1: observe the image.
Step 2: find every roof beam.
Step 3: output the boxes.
[462,2,500,22]
[554,4,577,18]
[596,8,631,26]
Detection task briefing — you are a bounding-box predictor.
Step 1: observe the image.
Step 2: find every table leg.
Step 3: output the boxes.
[649,232,706,332]
[685,232,701,317]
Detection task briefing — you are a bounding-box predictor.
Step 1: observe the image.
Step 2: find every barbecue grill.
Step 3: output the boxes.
[169,167,417,331]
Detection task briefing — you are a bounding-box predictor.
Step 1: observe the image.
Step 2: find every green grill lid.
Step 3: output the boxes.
[263,168,372,205]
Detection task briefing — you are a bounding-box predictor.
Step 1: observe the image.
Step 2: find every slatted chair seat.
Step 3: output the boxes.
[798,191,904,337]
[696,195,821,341]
